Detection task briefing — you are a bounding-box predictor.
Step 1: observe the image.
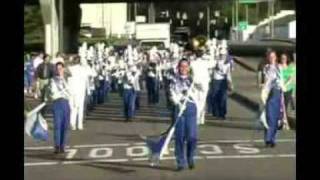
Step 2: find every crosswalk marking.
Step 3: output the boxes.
[25,154,296,167]
[24,138,295,150]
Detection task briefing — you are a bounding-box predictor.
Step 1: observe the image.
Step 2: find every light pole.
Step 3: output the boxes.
[59,0,63,53]
[271,0,275,38]
[207,5,210,39]
[236,0,239,41]
[245,4,249,23]
[232,0,235,28]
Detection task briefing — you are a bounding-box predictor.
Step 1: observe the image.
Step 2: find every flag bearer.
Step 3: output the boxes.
[170,59,199,171]
[261,50,283,148]
[47,62,71,154]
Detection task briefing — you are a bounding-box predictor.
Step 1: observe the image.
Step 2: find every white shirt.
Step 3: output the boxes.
[49,76,71,101]
[213,59,232,81]
[33,56,43,69]
[68,65,88,103]
[123,70,140,90]
[191,58,215,88]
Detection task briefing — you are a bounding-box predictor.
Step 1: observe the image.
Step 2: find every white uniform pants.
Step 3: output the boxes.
[70,100,85,130]
[196,86,209,125]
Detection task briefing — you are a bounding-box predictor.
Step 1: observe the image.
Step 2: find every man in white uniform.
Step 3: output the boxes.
[68,56,89,130]
[190,50,215,125]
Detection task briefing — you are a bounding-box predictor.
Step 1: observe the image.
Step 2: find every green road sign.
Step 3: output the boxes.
[239,0,257,4]
[239,0,271,4]
[238,21,248,31]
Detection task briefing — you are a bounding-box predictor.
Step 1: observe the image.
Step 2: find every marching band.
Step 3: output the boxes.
[24,37,295,171]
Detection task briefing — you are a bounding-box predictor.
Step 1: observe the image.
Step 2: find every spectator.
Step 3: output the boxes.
[279,52,296,113]
[35,54,55,102]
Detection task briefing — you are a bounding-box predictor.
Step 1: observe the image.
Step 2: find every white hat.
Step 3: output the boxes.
[220,48,228,55]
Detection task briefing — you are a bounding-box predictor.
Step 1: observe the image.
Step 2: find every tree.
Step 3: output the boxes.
[24,5,44,44]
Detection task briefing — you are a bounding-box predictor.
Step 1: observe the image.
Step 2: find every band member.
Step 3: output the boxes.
[170,59,198,171]
[47,62,71,154]
[261,50,283,148]
[146,61,159,104]
[68,56,88,130]
[210,48,232,120]
[190,50,213,125]
[123,65,140,121]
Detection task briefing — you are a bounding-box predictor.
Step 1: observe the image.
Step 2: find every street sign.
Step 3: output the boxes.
[238,21,248,30]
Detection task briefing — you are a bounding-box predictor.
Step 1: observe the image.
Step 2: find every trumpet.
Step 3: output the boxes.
[192,35,207,51]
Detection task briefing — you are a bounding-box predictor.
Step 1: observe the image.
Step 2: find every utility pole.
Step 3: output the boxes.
[207,5,210,39]
[235,0,239,41]
[232,1,235,28]
[271,0,275,38]
[134,3,137,21]
[59,0,63,53]
[246,4,249,24]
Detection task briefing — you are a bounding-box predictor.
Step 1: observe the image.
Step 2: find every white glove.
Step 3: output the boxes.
[259,109,269,129]
[171,92,181,105]
[261,89,269,105]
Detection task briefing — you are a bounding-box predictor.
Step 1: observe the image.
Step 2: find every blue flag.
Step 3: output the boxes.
[25,103,49,141]
[141,134,167,166]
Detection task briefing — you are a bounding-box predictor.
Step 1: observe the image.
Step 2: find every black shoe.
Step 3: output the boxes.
[265,142,276,148]
[176,166,184,172]
[188,164,195,170]
[54,147,60,154]
[60,148,65,153]
[265,142,271,148]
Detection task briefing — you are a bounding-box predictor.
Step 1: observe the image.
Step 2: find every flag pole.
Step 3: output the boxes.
[26,102,47,118]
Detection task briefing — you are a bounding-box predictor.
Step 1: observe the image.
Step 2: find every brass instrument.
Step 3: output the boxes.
[191,35,207,51]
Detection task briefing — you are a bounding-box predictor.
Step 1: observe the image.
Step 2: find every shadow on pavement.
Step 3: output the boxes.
[80,161,176,173]
[25,150,85,162]
[97,132,142,141]
[229,93,260,112]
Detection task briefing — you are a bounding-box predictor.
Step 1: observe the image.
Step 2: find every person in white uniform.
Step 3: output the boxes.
[190,50,215,125]
[68,56,89,130]
[210,47,233,120]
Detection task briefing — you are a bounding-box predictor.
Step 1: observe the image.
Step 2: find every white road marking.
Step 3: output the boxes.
[73,143,130,148]
[127,146,149,157]
[233,144,260,154]
[25,139,295,150]
[198,144,223,155]
[25,154,295,167]
[25,162,59,166]
[89,148,113,158]
[206,154,296,159]
[62,158,128,165]
[132,157,149,161]
[133,142,146,145]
